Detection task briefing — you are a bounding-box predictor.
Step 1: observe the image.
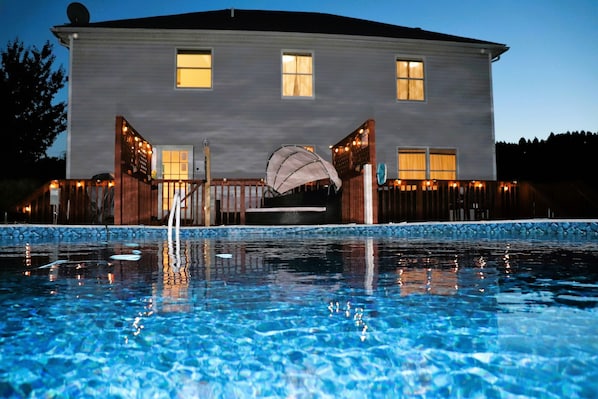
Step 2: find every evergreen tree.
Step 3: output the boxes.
[497,131,598,182]
[0,38,67,178]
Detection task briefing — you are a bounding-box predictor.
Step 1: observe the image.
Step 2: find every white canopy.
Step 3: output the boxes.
[266,146,342,194]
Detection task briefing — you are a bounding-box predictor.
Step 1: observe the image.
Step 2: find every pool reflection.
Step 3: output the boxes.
[17,237,499,314]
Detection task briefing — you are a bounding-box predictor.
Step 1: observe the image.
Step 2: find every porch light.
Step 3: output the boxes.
[76,181,83,188]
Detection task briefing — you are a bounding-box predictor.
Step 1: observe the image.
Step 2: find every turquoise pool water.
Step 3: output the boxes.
[1,229,597,398]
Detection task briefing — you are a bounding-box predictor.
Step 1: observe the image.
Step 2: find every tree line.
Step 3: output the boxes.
[496,131,598,183]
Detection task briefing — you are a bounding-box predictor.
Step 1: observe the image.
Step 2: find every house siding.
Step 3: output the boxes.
[63,28,499,181]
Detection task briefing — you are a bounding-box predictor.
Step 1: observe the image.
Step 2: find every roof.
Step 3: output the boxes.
[54,8,508,56]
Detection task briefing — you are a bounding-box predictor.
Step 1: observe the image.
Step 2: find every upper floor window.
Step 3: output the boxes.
[396,59,424,101]
[282,52,313,97]
[176,49,212,89]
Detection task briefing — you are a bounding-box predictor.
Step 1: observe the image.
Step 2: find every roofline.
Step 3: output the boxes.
[52,8,508,58]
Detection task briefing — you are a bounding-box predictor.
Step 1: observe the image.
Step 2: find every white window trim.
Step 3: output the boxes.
[154,145,195,179]
[174,48,214,91]
[281,49,315,100]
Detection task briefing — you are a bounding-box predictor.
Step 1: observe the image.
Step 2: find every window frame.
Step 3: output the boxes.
[281,50,315,99]
[155,145,194,212]
[397,147,427,180]
[397,147,457,180]
[395,56,426,102]
[175,48,213,90]
[429,149,457,180]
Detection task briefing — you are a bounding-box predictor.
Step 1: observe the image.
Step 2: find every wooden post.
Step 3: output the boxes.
[203,139,211,227]
[363,164,373,224]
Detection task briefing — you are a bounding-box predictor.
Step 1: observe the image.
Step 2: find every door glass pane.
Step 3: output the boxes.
[162,150,190,210]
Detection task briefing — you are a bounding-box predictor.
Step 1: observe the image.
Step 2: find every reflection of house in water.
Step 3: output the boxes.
[152,239,275,313]
[155,241,192,313]
[148,238,500,314]
[398,268,459,296]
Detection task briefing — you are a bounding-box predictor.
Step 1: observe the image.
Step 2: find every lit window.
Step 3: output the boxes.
[430,151,456,180]
[176,49,212,88]
[398,148,456,180]
[282,53,313,97]
[396,59,424,101]
[398,149,426,179]
[161,149,190,210]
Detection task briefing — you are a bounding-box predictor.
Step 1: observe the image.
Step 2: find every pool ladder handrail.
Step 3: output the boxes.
[167,191,181,242]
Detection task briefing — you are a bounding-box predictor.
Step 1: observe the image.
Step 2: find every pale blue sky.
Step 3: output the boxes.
[1,0,596,157]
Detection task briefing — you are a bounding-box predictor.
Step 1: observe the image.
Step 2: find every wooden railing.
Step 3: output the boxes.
[378,180,520,222]
[154,178,267,226]
[16,179,115,225]
[14,178,598,225]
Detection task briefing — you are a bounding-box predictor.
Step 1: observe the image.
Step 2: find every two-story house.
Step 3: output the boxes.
[52,8,508,185]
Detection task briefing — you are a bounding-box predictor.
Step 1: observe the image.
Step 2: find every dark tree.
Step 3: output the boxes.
[0,39,67,178]
[496,131,598,183]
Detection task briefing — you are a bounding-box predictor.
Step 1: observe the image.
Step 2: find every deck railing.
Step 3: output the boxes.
[16,179,115,225]
[154,178,267,226]
[14,178,598,225]
[378,180,520,222]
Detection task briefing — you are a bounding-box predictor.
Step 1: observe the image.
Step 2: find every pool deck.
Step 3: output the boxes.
[1,219,597,243]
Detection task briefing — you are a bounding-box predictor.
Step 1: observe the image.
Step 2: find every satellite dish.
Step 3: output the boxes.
[67,2,90,25]
[376,163,387,185]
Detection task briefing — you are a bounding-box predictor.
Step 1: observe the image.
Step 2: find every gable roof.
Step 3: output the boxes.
[54,8,508,57]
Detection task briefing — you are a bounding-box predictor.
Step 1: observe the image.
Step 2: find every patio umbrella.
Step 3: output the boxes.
[266,145,342,194]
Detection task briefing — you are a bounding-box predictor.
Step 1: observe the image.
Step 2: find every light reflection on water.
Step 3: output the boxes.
[0,237,597,398]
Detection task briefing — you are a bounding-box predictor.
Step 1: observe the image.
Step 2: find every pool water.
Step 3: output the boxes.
[1,237,597,398]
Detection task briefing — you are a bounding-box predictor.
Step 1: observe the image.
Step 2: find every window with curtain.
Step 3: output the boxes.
[398,149,427,179]
[398,148,457,180]
[430,151,456,180]
[396,59,424,101]
[176,49,212,88]
[282,53,313,97]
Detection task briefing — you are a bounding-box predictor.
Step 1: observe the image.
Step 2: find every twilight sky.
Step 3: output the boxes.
[1,0,596,157]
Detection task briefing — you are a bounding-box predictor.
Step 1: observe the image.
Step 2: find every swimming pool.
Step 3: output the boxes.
[1,224,597,398]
